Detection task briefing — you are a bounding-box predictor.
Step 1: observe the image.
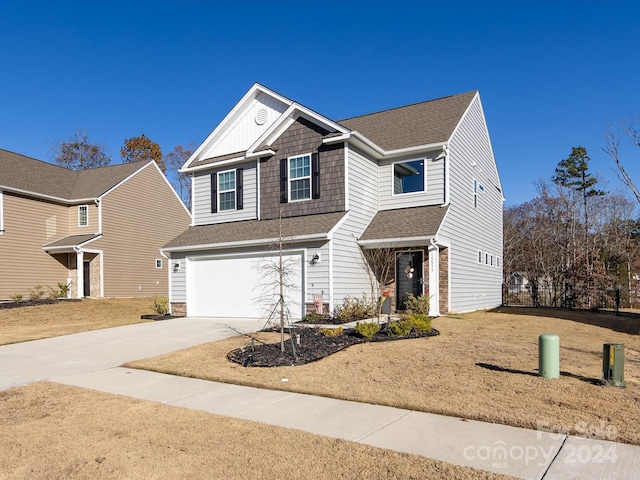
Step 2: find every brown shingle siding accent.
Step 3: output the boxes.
[260,117,345,220]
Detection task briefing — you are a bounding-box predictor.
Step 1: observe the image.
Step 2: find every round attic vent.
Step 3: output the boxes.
[255,108,268,125]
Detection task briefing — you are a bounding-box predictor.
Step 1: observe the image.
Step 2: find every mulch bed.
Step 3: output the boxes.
[0,299,81,310]
[140,314,184,321]
[227,325,440,367]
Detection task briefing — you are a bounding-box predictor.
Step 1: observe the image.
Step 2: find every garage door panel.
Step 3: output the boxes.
[188,253,303,319]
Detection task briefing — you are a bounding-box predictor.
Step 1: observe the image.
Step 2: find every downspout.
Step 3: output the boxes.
[94,198,102,233]
[441,144,450,207]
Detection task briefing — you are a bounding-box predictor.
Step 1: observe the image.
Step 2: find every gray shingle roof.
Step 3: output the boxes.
[164,211,347,250]
[339,91,477,151]
[42,234,101,250]
[0,149,149,201]
[359,205,449,243]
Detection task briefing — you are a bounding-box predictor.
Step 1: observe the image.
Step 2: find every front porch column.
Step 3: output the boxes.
[428,244,440,317]
[76,250,84,299]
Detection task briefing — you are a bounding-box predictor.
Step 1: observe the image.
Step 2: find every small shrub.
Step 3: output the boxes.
[333,295,377,322]
[319,326,343,337]
[404,293,430,315]
[150,296,169,316]
[10,293,23,303]
[387,319,413,337]
[57,282,71,299]
[29,285,45,301]
[355,321,381,340]
[406,313,433,332]
[303,311,323,323]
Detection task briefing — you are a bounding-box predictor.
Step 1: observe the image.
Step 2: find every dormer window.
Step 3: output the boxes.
[393,159,425,195]
[78,205,88,227]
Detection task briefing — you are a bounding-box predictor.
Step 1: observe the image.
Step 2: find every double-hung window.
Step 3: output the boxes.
[289,154,311,201]
[78,205,88,227]
[218,170,236,211]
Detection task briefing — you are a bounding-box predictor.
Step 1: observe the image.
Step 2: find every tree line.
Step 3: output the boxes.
[51,129,193,208]
[504,120,640,309]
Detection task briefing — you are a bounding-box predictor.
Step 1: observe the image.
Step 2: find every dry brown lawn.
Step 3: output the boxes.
[0,382,513,480]
[127,308,640,445]
[0,298,153,345]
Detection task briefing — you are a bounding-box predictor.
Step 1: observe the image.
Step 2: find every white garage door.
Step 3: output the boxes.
[187,252,303,319]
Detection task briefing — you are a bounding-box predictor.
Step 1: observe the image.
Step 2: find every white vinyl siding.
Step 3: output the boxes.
[170,253,187,302]
[437,94,503,313]
[192,162,257,225]
[379,152,445,210]
[331,148,379,309]
[200,92,289,160]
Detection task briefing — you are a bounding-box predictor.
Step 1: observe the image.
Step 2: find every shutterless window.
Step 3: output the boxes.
[78,205,88,227]
[393,159,425,195]
[155,259,162,269]
[218,170,236,211]
[289,154,311,201]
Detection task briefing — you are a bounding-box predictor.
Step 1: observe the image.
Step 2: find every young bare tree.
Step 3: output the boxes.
[52,129,111,170]
[164,143,194,208]
[360,246,397,320]
[604,120,640,204]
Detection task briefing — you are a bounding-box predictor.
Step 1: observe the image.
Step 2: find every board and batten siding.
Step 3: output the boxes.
[330,148,379,308]
[92,164,191,297]
[378,152,445,210]
[0,193,70,298]
[201,92,289,160]
[437,94,503,313]
[192,162,257,226]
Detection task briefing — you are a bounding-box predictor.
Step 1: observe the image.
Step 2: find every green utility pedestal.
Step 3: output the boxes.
[539,334,560,379]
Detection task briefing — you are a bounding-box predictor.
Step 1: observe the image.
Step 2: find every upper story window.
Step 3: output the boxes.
[473,179,484,208]
[393,159,425,195]
[78,205,88,227]
[289,154,311,201]
[210,168,243,213]
[218,170,236,211]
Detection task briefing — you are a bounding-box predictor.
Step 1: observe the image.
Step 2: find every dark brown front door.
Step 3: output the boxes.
[83,261,91,297]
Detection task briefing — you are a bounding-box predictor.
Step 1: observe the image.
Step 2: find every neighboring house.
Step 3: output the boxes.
[163,83,503,319]
[0,150,191,299]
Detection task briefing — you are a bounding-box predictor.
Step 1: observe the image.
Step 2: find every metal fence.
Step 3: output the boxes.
[502,283,622,313]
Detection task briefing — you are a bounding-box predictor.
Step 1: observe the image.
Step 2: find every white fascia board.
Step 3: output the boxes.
[245,148,276,159]
[331,132,447,161]
[181,155,248,173]
[326,212,349,240]
[162,232,330,254]
[0,185,94,205]
[182,84,294,171]
[358,236,435,248]
[43,234,103,253]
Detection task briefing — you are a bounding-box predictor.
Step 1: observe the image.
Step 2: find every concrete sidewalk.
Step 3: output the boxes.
[2,318,639,479]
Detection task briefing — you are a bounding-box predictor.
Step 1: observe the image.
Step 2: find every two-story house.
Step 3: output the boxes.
[0,150,191,299]
[163,84,503,319]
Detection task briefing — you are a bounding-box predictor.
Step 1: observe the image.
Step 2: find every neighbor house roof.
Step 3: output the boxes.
[42,234,102,252]
[358,205,449,246]
[163,211,347,252]
[339,91,477,151]
[0,149,149,201]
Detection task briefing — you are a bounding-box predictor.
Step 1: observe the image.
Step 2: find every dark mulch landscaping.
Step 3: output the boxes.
[228,325,440,367]
[140,314,184,321]
[0,299,81,310]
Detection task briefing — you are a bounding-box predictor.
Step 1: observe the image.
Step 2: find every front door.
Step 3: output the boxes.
[83,261,91,297]
[396,251,423,310]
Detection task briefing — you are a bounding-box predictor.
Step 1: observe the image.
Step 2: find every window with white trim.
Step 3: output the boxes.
[393,159,425,195]
[218,170,236,211]
[289,154,311,201]
[78,205,88,227]
[155,259,163,269]
[473,179,485,208]
[478,250,483,264]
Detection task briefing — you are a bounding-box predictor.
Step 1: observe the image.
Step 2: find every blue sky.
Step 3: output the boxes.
[1,0,638,206]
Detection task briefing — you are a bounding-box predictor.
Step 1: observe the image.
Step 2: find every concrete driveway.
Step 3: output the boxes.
[0,317,262,391]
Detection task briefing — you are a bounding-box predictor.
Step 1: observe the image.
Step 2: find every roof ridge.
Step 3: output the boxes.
[337,90,478,123]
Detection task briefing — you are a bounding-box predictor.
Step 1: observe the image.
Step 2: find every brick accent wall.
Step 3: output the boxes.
[260,117,345,220]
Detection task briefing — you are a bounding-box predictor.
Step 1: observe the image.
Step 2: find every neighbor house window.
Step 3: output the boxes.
[289,154,311,201]
[78,205,88,227]
[393,159,425,195]
[478,250,483,264]
[218,170,236,211]
[155,259,163,269]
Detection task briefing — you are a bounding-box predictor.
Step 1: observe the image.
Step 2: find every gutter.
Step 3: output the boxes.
[162,232,331,254]
[0,185,96,205]
[358,235,435,249]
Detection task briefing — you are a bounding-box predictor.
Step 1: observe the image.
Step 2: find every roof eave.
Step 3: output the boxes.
[358,235,436,249]
[1,185,95,204]
[162,232,330,254]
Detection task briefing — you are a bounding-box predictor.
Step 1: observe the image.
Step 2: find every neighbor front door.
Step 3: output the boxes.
[83,261,91,297]
[396,251,423,310]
